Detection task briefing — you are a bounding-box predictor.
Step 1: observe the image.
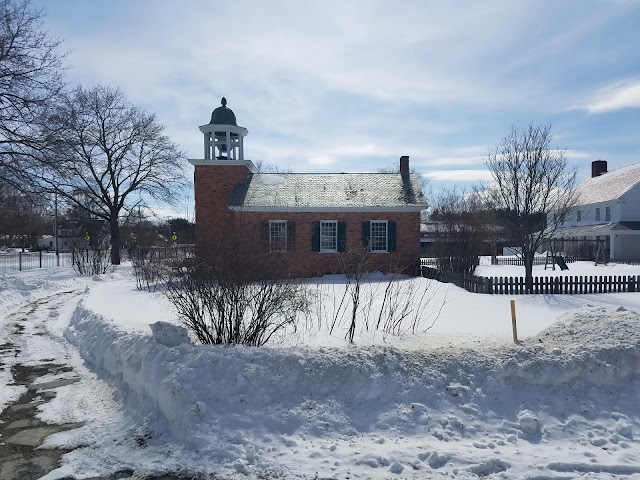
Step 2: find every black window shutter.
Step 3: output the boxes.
[287,221,296,251]
[261,221,269,250]
[362,221,371,249]
[337,221,347,252]
[311,221,320,252]
[388,220,397,252]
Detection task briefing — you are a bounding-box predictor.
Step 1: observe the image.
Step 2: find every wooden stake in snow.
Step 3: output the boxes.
[510,299,518,343]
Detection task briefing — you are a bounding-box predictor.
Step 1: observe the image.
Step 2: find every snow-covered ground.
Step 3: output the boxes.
[1,261,640,479]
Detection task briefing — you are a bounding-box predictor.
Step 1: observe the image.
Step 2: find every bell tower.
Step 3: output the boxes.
[199,97,248,160]
[189,98,256,248]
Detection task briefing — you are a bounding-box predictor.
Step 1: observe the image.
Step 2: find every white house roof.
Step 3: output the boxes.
[575,162,640,205]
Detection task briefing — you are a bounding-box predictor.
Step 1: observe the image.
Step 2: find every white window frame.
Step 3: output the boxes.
[319,220,338,253]
[595,207,601,221]
[605,206,611,222]
[268,220,287,252]
[369,220,388,253]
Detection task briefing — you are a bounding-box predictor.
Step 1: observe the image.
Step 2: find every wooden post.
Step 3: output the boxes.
[510,299,518,343]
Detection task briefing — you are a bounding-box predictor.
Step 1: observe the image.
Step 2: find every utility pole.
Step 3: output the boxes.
[54,192,59,266]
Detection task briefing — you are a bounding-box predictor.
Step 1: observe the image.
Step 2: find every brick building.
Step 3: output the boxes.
[189,99,427,277]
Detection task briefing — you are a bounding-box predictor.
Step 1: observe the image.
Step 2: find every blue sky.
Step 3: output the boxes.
[35,0,640,216]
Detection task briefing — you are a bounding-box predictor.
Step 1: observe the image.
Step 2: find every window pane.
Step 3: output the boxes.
[320,221,337,252]
[269,221,287,252]
[370,221,387,252]
[605,206,610,221]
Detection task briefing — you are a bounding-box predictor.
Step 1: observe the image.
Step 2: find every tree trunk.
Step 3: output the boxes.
[110,216,121,265]
[524,250,534,293]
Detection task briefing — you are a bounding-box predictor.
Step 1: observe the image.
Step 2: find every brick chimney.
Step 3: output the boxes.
[400,155,409,175]
[591,160,607,178]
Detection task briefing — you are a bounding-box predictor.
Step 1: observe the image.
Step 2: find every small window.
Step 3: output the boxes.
[605,206,611,222]
[577,210,581,222]
[595,208,601,221]
[370,220,388,252]
[320,221,338,253]
[269,220,288,252]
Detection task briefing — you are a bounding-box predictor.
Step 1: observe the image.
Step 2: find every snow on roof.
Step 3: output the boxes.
[575,162,640,205]
[228,172,427,211]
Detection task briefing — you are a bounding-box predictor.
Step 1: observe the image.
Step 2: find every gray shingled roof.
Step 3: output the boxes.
[575,163,640,205]
[228,173,427,211]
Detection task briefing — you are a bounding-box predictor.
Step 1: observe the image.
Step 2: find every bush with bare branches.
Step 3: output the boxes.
[164,222,311,346]
[324,246,442,342]
[72,243,113,275]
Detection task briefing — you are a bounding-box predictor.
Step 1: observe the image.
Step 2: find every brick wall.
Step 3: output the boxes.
[194,164,422,278]
[193,164,252,239]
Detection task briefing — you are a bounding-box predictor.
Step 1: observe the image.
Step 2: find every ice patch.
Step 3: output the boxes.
[259,174,286,186]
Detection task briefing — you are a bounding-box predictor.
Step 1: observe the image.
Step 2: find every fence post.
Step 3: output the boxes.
[19,252,22,271]
[39,250,42,268]
[510,300,518,343]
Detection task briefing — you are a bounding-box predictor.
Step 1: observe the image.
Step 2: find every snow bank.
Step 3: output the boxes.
[64,300,640,478]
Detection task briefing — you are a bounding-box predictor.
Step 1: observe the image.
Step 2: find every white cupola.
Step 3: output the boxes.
[199,97,248,161]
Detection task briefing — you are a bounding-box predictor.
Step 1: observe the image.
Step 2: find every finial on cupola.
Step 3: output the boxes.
[221,97,227,107]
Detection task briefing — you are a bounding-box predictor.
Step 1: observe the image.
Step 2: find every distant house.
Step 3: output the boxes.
[189,99,427,277]
[56,220,108,252]
[552,160,640,260]
[38,235,55,251]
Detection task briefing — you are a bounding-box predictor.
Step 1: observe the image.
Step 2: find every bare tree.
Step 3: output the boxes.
[39,85,187,265]
[254,159,293,174]
[377,162,428,193]
[0,0,65,190]
[483,123,578,291]
[428,187,491,275]
[0,178,49,248]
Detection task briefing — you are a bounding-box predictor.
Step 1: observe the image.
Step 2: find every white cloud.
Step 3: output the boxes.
[33,0,640,183]
[309,155,337,167]
[564,150,593,160]
[426,156,485,168]
[423,169,494,182]
[580,80,640,113]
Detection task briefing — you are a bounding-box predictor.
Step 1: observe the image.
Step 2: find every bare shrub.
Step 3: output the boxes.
[130,245,191,292]
[374,274,443,337]
[166,264,309,346]
[164,220,310,346]
[338,246,370,342]
[323,246,443,342]
[72,243,114,275]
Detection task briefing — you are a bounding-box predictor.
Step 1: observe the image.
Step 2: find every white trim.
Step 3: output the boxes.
[319,220,338,253]
[268,220,288,253]
[188,159,257,172]
[228,205,424,213]
[369,220,388,253]
[198,124,248,136]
